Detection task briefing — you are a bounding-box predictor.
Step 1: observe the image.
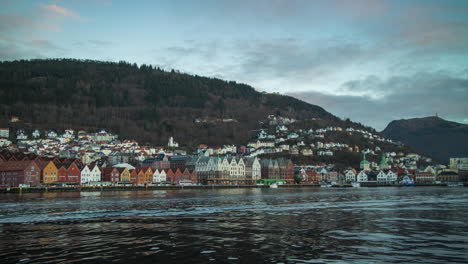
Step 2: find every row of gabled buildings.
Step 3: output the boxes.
[296,166,463,184]
[0,155,198,187]
[0,151,295,186]
[143,155,293,184]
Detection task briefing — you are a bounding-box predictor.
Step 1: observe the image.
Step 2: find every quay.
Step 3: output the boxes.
[0,183,464,193]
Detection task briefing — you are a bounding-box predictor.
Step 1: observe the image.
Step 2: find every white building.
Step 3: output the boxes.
[92,130,114,142]
[387,170,397,183]
[258,130,268,139]
[377,170,388,183]
[153,169,167,183]
[80,166,91,184]
[247,140,275,149]
[168,137,179,148]
[90,165,101,183]
[345,170,356,183]
[245,157,261,180]
[16,130,27,140]
[357,171,368,182]
[32,130,40,139]
[0,128,9,138]
[47,130,58,139]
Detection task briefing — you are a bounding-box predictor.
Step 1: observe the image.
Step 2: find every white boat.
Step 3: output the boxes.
[351,182,361,188]
[269,183,279,188]
[320,183,332,188]
[447,182,464,187]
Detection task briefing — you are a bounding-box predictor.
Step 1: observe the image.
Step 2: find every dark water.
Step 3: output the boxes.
[0,187,467,263]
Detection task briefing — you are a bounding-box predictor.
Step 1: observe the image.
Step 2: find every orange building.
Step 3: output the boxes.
[42,161,58,183]
[137,169,146,185]
[144,167,153,183]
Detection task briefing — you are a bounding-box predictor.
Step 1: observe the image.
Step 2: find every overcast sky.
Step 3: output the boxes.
[1,0,467,130]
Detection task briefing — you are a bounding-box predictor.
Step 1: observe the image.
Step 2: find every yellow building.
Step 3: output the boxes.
[119,168,131,182]
[144,167,153,183]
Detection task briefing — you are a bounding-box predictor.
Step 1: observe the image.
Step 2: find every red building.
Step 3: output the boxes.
[57,165,68,182]
[415,172,436,183]
[101,167,120,182]
[165,169,175,184]
[0,161,41,187]
[190,169,197,184]
[56,162,81,183]
[130,169,138,185]
[66,162,81,183]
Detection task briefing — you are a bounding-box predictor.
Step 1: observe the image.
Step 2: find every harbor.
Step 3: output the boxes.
[1,187,467,263]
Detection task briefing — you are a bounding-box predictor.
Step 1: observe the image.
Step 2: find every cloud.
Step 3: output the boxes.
[287,71,468,130]
[40,4,80,19]
[0,38,66,61]
[89,40,113,46]
[28,39,65,51]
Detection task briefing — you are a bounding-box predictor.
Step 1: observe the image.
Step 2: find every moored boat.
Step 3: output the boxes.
[447,182,464,187]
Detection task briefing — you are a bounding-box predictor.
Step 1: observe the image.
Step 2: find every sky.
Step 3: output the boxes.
[1,0,467,130]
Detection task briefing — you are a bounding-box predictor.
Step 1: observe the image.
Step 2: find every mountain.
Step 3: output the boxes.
[382,116,468,162]
[0,59,340,146]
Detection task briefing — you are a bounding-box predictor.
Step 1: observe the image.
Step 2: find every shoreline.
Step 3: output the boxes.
[0,183,464,193]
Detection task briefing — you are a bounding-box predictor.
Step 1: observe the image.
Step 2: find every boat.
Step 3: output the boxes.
[320,183,332,188]
[269,183,278,188]
[351,182,361,188]
[401,176,415,186]
[447,182,464,187]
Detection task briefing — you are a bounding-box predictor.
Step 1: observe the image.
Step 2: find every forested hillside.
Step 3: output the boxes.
[0,59,338,146]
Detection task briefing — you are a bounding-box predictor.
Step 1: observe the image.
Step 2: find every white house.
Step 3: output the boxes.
[80,166,91,184]
[247,157,261,180]
[90,165,102,183]
[357,171,368,182]
[16,130,28,140]
[153,169,167,183]
[0,138,11,147]
[0,128,10,138]
[277,125,288,132]
[377,170,388,183]
[258,130,268,139]
[387,170,397,183]
[236,157,246,179]
[345,170,356,183]
[247,140,275,149]
[47,130,58,139]
[32,130,40,139]
[62,129,75,139]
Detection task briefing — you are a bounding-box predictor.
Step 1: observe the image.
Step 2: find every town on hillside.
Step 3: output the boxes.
[0,115,467,187]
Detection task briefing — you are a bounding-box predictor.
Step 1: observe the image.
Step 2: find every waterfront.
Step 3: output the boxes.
[0,187,467,263]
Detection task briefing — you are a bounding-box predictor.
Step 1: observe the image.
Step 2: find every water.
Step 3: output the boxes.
[0,187,467,263]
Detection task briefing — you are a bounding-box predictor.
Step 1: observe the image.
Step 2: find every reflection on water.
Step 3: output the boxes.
[0,187,467,263]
